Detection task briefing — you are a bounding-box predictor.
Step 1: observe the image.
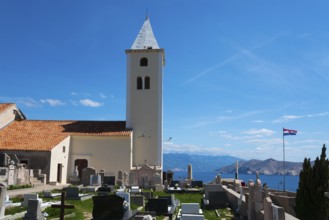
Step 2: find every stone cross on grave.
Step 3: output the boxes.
[51,192,74,220]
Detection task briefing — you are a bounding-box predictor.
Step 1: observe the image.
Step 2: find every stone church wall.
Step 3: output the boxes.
[68,136,132,178]
[0,105,17,129]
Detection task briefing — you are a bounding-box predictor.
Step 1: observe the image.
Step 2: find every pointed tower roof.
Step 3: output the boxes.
[131,17,160,49]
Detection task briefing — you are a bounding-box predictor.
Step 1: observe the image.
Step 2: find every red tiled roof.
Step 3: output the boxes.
[0,103,15,114]
[0,120,131,151]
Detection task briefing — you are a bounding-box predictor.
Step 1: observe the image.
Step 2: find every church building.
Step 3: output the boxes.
[0,17,165,185]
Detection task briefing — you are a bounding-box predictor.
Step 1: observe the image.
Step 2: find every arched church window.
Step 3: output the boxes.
[137,77,143,90]
[140,57,148,66]
[145,76,150,90]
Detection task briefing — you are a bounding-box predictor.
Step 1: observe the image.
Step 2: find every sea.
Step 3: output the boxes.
[173,171,299,192]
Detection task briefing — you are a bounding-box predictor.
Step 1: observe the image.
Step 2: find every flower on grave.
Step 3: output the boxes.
[123,201,129,211]
[174,183,178,189]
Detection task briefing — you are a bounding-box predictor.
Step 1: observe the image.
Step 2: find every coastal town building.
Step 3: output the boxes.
[0,17,164,185]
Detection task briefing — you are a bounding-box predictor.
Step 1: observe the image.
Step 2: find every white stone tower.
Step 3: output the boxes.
[126,17,164,169]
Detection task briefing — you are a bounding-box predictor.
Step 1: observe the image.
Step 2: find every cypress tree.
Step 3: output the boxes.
[296,145,329,219]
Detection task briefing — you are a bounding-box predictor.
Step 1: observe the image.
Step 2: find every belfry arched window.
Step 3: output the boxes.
[140,57,148,66]
[137,77,143,90]
[145,76,150,90]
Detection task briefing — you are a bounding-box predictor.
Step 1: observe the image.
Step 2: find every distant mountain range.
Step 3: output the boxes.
[163,153,242,172]
[217,158,303,176]
[163,154,303,176]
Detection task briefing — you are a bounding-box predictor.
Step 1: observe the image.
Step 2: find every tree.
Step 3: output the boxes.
[296,144,329,220]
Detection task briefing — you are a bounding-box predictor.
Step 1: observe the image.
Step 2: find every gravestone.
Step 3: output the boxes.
[103,176,115,186]
[98,170,105,184]
[90,174,102,186]
[164,180,169,189]
[116,192,130,210]
[0,186,6,218]
[208,191,227,209]
[170,180,179,188]
[8,164,16,185]
[0,168,6,176]
[23,193,39,207]
[69,166,80,184]
[23,199,45,220]
[130,195,145,207]
[97,184,112,195]
[92,194,125,220]
[146,198,168,215]
[123,172,128,185]
[152,173,162,185]
[191,181,203,188]
[181,203,201,214]
[117,170,123,180]
[129,172,135,185]
[63,187,80,200]
[81,167,96,186]
[204,184,223,199]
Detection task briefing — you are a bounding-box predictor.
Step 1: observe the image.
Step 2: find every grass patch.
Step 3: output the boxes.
[8,184,33,190]
[5,206,27,216]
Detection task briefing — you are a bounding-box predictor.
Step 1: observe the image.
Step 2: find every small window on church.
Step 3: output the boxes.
[63,146,66,153]
[145,76,150,90]
[140,58,148,66]
[137,77,143,90]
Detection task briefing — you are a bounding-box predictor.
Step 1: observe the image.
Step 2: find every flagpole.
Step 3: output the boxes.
[283,127,286,192]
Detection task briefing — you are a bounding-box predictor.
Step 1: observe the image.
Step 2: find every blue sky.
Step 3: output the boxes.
[1,1,329,162]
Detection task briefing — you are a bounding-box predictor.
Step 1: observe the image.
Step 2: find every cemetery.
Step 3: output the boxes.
[0,166,302,220]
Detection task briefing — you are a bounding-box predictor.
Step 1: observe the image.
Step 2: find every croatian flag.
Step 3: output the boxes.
[283,128,297,136]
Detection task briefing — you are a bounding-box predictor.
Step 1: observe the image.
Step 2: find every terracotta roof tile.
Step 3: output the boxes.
[0,120,131,152]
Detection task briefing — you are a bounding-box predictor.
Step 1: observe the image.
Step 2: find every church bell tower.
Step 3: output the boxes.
[126,17,164,169]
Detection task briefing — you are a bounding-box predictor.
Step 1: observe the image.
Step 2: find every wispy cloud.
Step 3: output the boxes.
[183,35,282,86]
[163,141,229,156]
[251,120,264,123]
[40,99,65,107]
[272,112,329,123]
[242,128,275,136]
[0,96,39,107]
[99,93,106,98]
[79,99,103,107]
[189,111,261,128]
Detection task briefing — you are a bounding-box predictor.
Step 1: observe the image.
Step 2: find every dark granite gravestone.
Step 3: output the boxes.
[170,180,179,188]
[81,167,96,186]
[97,184,112,195]
[63,187,79,199]
[92,194,125,220]
[159,196,173,206]
[146,198,168,215]
[191,181,203,188]
[208,191,227,209]
[23,199,45,220]
[103,176,116,185]
[0,168,6,176]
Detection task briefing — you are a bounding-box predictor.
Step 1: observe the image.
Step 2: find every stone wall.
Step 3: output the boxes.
[269,193,296,216]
